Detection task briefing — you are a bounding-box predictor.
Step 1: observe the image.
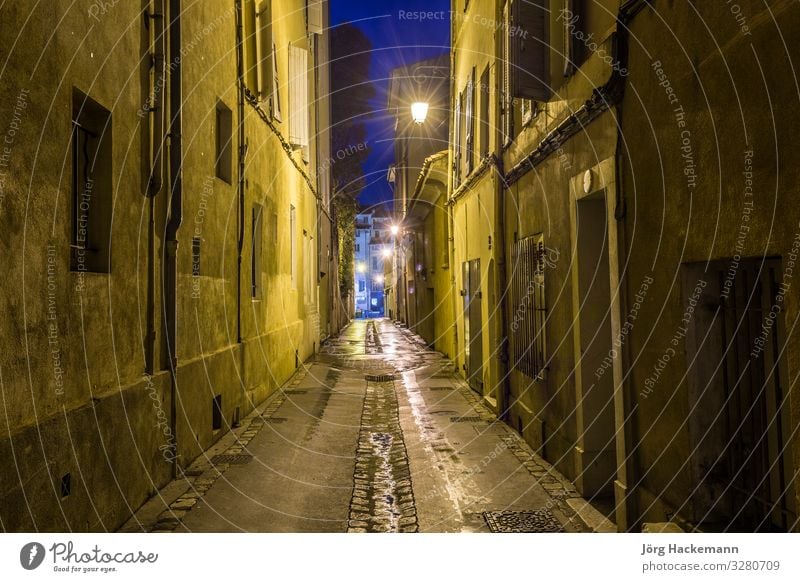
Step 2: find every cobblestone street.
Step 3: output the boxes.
[122,320,613,533]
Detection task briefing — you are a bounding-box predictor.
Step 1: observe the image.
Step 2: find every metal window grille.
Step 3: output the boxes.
[510,234,547,379]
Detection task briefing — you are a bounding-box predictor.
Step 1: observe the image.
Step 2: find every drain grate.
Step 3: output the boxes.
[264,417,288,423]
[284,389,308,395]
[428,386,454,391]
[365,374,395,383]
[483,509,564,533]
[210,454,253,466]
[450,416,483,423]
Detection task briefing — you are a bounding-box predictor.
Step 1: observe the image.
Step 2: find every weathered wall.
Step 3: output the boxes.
[621,0,800,530]
[0,0,329,531]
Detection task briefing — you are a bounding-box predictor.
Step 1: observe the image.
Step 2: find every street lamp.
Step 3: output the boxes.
[411,101,429,125]
[390,224,400,236]
[356,262,366,273]
[382,248,392,259]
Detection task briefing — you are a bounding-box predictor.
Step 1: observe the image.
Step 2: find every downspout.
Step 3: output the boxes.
[235,0,246,343]
[164,0,183,478]
[145,0,166,374]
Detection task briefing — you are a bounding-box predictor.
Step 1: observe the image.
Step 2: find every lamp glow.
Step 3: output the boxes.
[390,224,400,236]
[411,102,429,124]
[382,248,392,258]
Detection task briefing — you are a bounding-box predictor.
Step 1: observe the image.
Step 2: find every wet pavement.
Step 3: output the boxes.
[122,319,613,533]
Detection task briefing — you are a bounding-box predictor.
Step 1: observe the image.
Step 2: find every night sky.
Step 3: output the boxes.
[330,0,450,211]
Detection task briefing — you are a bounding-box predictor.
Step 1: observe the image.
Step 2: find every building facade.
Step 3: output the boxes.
[394,0,800,531]
[0,0,337,531]
[354,210,392,317]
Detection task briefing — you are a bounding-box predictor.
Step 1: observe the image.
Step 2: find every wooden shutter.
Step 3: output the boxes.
[256,1,273,103]
[465,72,475,172]
[307,0,323,35]
[289,44,308,147]
[512,0,551,101]
[243,0,258,93]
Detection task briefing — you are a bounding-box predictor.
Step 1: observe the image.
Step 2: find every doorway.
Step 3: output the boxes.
[685,259,797,531]
[574,191,617,516]
[463,259,483,394]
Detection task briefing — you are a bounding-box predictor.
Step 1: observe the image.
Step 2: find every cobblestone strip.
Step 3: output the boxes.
[150,368,308,532]
[347,378,418,533]
[450,379,592,532]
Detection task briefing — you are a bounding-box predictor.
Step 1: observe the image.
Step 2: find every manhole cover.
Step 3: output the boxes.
[284,389,308,395]
[482,510,564,533]
[210,454,253,466]
[365,374,395,382]
[450,416,483,423]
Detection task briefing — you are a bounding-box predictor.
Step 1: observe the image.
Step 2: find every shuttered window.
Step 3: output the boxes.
[509,234,548,379]
[480,65,490,158]
[307,0,323,34]
[288,44,309,147]
[465,69,475,173]
[255,1,273,104]
[511,0,550,101]
[453,91,462,187]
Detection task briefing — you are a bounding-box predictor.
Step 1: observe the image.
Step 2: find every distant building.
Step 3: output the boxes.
[354,211,392,316]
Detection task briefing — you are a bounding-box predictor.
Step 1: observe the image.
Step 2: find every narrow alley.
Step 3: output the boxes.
[122,320,608,533]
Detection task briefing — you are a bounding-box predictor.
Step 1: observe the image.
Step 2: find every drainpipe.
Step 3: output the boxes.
[164,0,183,478]
[235,0,246,343]
[145,0,166,374]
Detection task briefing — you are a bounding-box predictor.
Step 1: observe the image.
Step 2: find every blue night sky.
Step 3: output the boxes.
[330,0,450,211]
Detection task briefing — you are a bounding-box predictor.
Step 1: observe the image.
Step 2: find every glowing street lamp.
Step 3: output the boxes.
[390,224,400,236]
[374,275,384,284]
[411,102,429,125]
[382,248,392,259]
[357,262,366,273]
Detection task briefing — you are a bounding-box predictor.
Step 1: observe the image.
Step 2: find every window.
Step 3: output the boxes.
[521,98,534,126]
[290,204,297,289]
[509,234,547,379]
[71,88,112,273]
[252,204,263,297]
[255,0,273,104]
[288,44,309,148]
[510,0,550,101]
[355,244,360,252]
[358,280,366,292]
[372,257,378,271]
[465,69,475,173]
[243,0,258,93]
[215,101,233,183]
[479,65,490,158]
[563,0,587,76]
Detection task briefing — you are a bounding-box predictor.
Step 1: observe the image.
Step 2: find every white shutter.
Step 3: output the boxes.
[255,1,272,103]
[288,44,309,147]
[307,0,323,35]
